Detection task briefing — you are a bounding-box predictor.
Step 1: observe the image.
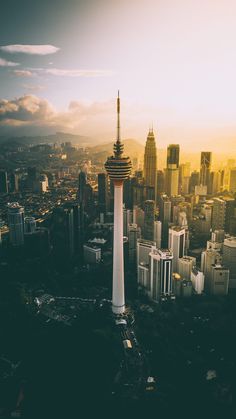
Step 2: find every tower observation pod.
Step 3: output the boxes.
[105,92,132,314]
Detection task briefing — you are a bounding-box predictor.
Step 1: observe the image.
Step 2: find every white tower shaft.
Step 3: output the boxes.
[112,182,125,314]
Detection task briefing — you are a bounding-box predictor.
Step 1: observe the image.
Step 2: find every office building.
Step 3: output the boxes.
[149,248,173,301]
[191,268,204,294]
[223,237,236,288]
[128,223,141,265]
[178,256,196,280]
[98,173,108,215]
[143,200,155,240]
[123,208,133,236]
[154,220,162,248]
[201,249,222,292]
[168,226,186,272]
[200,151,212,192]
[105,92,132,314]
[209,264,229,295]
[212,198,226,231]
[143,128,157,200]
[0,171,8,194]
[158,194,171,247]
[24,217,37,234]
[229,168,236,193]
[83,244,101,264]
[164,144,180,197]
[7,202,25,246]
[137,238,156,268]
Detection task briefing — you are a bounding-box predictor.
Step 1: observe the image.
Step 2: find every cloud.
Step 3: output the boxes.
[0,95,54,123]
[0,44,60,55]
[0,57,19,67]
[13,70,34,77]
[45,68,114,77]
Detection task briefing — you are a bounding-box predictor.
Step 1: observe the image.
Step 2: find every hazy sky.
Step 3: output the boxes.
[0,0,236,151]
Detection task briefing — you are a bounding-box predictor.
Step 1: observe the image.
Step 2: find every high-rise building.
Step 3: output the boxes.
[9,172,19,193]
[24,217,37,233]
[200,152,212,191]
[7,202,25,246]
[164,144,180,197]
[137,238,156,268]
[78,171,87,206]
[123,208,133,236]
[229,168,236,193]
[154,220,162,248]
[105,92,132,315]
[83,244,101,264]
[127,223,141,265]
[201,249,222,292]
[143,128,157,200]
[209,264,229,295]
[168,226,186,272]
[51,206,75,258]
[0,171,8,194]
[143,200,155,240]
[150,248,173,300]
[167,144,180,168]
[212,198,226,231]
[223,237,236,288]
[27,167,37,190]
[189,171,200,193]
[98,173,108,215]
[158,194,171,247]
[178,256,196,280]
[224,197,236,233]
[191,268,204,294]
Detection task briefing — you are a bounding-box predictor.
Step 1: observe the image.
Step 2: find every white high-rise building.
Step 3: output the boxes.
[191,268,204,294]
[137,238,156,269]
[168,226,186,272]
[154,220,162,249]
[149,248,173,301]
[105,92,132,314]
[7,202,25,246]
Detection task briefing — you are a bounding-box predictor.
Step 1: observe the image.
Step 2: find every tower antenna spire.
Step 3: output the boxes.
[117,90,120,142]
[114,90,124,157]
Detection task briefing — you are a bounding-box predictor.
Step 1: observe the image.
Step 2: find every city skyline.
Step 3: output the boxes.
[0,0,236,152]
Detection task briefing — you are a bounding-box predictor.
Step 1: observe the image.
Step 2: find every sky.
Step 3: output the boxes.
[0,0,236,152]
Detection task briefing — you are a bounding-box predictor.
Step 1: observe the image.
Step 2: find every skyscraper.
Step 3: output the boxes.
[7,202,25,246]
[149,248,173,300]
[105,92,132,315]
[165,144,180,196]
[143,200,155,241]
[143,128,157,200]
[167,144,180,168]
[212,198,226,231]
[0,171,8,194]
[200,151,212,191]
[168,226,185,272]
[98,173,108,215]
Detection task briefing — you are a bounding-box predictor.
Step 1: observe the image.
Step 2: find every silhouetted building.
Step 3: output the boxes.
[143,128,157,200]
[7,202,24,246]
[0,170,8,194]
[143,200,155,240]
[200,152,212,192]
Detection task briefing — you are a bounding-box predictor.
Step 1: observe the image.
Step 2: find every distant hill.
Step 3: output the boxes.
[0,132,93,146]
